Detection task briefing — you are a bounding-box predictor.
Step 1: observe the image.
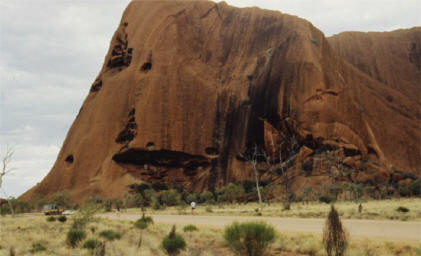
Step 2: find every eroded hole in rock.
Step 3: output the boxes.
[205,147,219,156]
[65,155,74,163]
[107,23,132,69]
[146,142,155,151]
[141,62,152,71]
[90,79,102,92]
[116,130,136,143]
[112,148,210,171]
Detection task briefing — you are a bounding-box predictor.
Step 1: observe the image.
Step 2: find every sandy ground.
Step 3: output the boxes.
[99,212,421,243]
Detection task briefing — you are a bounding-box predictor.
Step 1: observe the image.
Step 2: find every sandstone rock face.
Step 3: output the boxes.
[21,0,420,203]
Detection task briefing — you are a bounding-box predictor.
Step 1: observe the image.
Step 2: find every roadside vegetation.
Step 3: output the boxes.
[0,213,419,256]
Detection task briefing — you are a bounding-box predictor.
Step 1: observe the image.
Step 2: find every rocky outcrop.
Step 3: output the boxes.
[21,0,420,203]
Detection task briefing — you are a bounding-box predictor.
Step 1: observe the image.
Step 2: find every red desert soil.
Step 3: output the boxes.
[21,0,420,203]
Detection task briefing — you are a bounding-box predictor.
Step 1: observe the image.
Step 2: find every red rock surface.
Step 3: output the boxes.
[21,0,420,203]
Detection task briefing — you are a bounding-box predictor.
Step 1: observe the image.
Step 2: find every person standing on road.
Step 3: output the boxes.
[190,201,196,214]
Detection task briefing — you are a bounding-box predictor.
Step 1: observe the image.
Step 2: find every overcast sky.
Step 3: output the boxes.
[1,0,420,198]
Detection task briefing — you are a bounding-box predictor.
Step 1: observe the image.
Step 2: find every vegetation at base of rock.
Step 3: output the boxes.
[224,221,276,256]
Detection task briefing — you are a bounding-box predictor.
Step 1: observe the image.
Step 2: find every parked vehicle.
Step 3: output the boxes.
[43,204,62,215]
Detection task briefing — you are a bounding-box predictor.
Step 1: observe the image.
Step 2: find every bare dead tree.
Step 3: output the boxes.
[238,144,264,212]
[1,146,16,216]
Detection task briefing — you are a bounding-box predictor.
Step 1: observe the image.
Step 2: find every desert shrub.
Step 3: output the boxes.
[67,229,86,248]
[135,214,154,229]
[396,206,409,213]
[30,242,46,253]
[46,216,56,222]
[104,199,113,212]
[310,37,319,45]
[162,225,186,255]
[186,193,198,203]
[319,195,334,204]
[323,205,347,256]
[218,183,245,203]
[99,230,122,241]
[58,215,67,222]
[85,197,103,206]
[83,239,103,250]
[224,221,276,256]
[409,179,421,196]
[183,224,198,232]
[71,203,98,230]
[205,206,213,213]
[160,189,182,206]
[199,191,215,204]
[152,196,163,210]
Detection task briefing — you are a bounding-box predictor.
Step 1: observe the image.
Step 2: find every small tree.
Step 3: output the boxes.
[323,205,348,256]
[161,225,186,256]
[134,214,154,251]
[0,146,16,216]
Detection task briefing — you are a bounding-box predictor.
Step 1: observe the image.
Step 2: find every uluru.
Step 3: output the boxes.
[20,0,420,203]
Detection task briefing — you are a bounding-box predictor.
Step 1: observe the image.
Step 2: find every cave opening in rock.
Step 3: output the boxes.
[113,148,210,170]
[65,155,74,163]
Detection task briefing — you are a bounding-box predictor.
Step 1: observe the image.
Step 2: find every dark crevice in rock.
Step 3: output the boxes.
[107,22,132,69]
[205,147,219,156]
[113,148,210,171]
[116,109,137,144]
[141,62,152,71]
[65,155,74,163]
[90,79,102,92]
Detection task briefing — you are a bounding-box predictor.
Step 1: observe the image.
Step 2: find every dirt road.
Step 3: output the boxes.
[99,213,421,243]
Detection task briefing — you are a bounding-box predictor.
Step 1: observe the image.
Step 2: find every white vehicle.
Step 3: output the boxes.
[62,210,75,215]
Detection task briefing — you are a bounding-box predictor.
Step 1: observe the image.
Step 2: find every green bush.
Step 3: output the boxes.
[183,224,198,232]
[199,191,215,204]
[83,239,103,250]
[58,215,67,222]
[99,230,122,241]
[162,225,186,255]
[66,229,86,248]
[46,216,56,222]
[160,189,182,206]
[30,242,46,253]
[134,215,153,230]
[224,222,276,256]
[319,195,334,204]
[396,206,409,213]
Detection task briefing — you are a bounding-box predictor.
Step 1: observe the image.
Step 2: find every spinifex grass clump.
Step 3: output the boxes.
[30,242,46,253]
[224,221,276,256]
[162,225,186,256]
[183,224,198,232]
[58,215,67,222]
[66,229,87,248]
[46,216,56,222]
[323,205,348,256]
[99,230,122,241]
